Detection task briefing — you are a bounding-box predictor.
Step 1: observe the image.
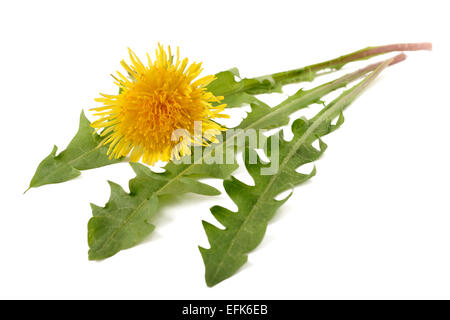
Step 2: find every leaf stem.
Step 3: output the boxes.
[255,53,406,127]
[247,42,430,93]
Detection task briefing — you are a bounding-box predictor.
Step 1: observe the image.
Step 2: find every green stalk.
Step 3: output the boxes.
[212,42,430,98]
[265,42,431,87]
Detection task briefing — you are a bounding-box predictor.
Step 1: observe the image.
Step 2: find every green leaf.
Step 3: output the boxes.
[88,161,235,260]
[87,59,389,260]
[27,111,122,191]
[200,60,391,287]
[88,184,158,260]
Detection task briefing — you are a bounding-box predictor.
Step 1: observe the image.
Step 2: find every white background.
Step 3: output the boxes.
[1,0,449,299]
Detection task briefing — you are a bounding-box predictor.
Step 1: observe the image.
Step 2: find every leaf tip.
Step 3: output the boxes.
[205,278,218,288]
[87,251,100,261]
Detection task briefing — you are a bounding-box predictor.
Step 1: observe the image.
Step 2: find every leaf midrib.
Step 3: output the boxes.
[91,195,150,257]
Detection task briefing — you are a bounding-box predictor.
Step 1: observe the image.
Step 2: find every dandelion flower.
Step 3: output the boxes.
[91,45,228,165]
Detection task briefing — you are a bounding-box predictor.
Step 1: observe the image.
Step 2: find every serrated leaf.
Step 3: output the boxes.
[200,60,391,287]
[27,111,122,190]
[88,182,158,260]
[88,161,233,260]
[87,58,393,260]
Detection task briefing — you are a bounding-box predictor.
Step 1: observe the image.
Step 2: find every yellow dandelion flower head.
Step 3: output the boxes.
[91,44,228,165]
